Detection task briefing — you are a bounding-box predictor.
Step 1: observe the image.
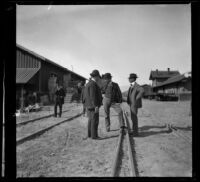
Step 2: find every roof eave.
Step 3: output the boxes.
[17,44,87,80]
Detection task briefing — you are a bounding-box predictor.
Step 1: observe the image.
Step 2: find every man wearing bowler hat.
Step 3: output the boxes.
[127,73,144,136]
[83,70,102,139]
[102,73,125,132]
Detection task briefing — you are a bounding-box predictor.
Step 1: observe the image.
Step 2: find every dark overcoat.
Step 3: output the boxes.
[55,88,66,104]
[84,80,102,109]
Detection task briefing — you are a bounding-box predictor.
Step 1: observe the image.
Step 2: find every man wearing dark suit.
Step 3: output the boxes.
[127,73,144,136]
[83,70,102,139]
[54,83,66,117]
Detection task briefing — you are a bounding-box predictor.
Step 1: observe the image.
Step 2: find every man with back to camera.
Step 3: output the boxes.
[127,73,144,136]
[83,70,102,139]
[101,73,125,132]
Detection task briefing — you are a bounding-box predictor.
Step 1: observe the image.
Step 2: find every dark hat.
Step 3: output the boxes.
[103,73,112,79]
[128,73,138,79]
[90,69,101,77]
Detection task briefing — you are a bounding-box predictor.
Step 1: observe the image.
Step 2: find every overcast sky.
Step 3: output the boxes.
[17,5,191,91]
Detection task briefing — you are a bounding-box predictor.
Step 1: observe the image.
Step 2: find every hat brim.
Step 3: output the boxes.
[104,76,112,79]
[90,73,101,78]
[128,76,138,79]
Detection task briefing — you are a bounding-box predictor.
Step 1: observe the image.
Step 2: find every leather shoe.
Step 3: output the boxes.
[106,128,110,132]
[92,136,100,140]
[129,131,139,137]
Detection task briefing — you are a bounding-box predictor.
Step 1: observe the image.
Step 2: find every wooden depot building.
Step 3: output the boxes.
[16,44,87,109]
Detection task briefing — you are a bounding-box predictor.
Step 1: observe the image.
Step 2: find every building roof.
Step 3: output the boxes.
[141,84,152,87]
[16,68,40,84]
[149,70,180,80]
[153,73,191,88]
[17,44,87,80]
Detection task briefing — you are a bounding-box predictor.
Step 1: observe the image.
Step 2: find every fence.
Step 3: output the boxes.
[178,92,191,101]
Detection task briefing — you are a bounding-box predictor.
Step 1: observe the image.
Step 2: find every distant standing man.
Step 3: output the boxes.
[84,70,102,139]
[102,73,125,132]
[127,73,144,136]
[54,83,66,117]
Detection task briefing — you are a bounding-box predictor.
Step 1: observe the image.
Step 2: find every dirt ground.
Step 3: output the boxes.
[17,104,82,139]
[125,100,192,177]
[17,100,192,177]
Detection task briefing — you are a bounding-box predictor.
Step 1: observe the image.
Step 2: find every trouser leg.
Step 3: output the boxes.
[59,102,62,117]
[82,104,86,114]
[91,112,99,138]
[103,97,111,131]
[87,110,92,138]
[130,107,138,134]
[54,102,58,117]
[111,103,125,128]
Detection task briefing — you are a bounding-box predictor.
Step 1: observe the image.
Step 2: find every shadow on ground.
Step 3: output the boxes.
[132,125,172,138]
[139,125,166,131]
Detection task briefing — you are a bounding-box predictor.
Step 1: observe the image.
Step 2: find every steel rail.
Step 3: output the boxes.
[111,126,124,177]
[123,111,137,177]
[17,109,70,127]
[17,113,82,145]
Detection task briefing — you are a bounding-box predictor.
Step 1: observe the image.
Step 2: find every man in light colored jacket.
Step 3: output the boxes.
[101,73,125,132]
[127,73,144,136]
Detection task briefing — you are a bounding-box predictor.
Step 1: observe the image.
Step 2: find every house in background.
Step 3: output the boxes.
[149,68,180,87]
[153,71,191,101]
[16,44,87,109]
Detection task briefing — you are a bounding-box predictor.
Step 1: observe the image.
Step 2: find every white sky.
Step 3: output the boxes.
[17,5,191,91]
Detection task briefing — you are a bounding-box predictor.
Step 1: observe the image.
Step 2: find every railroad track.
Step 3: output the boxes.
[111,111,138,177]
[167,124,192,145]
[16,104,78,126]
[142,108,192,145]
[17,109,71,126]
[17,112,82,145]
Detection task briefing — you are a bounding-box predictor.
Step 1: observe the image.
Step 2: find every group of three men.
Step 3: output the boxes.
[82,69,144,139]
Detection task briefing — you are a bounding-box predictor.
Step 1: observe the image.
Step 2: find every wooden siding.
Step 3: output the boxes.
[155,79,191,95]
[39,61,70,93]
[16,49,41,68]
[39,61,86,93]
[16,46,86,94]
[152,78,169,87]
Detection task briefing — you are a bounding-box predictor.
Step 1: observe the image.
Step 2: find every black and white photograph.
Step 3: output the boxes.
[14,4,192,177]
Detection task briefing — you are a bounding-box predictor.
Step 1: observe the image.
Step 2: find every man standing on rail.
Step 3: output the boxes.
[127,73,144,136]
[54,82,66,118]
[101,73,125,132]
[84,70,102,139]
